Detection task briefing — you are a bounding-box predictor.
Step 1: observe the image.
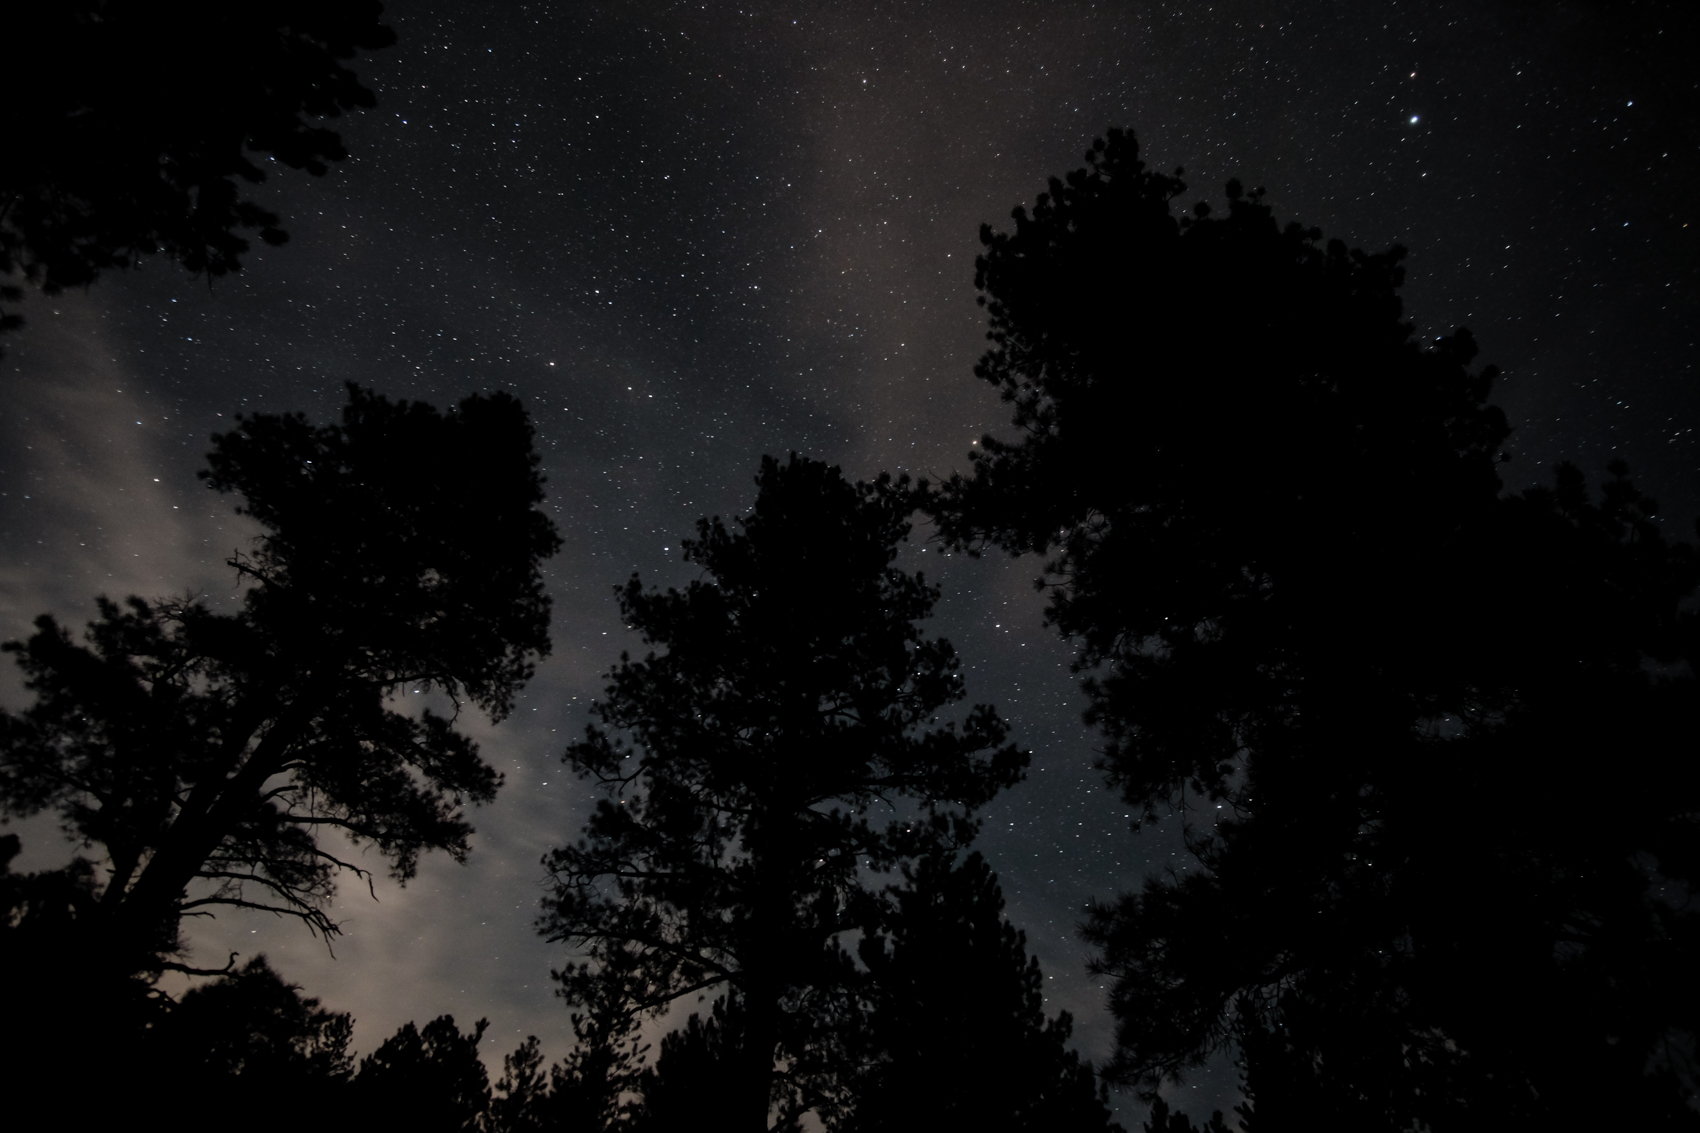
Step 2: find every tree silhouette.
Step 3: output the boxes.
[490,965,650,1133]
[1140,1098,1230,1133]
[490,1036,559,1133]
[1,1,394,338]
[0,384,559,997]
[0,948,358,1126]
[0,828,153,1064]
[931,129,1700,1127]
[846,850,1119,1133]
[351,1014,493,1133]
[628,998,749,1132]
[155,955,355,1129]
[623,849,1125,1133]
[169,964,561,1133]
[165,954,354,1079]
[542,454,1026,1133]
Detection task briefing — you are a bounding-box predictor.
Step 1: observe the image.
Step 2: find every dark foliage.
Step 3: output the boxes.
[0,384,559,992]
[1,1,394,337]
[629,999,750,1133]
[0,947,353,1126]
[0,829,159,1067]
[351,1014,493,1133]
[542,453,1026,1133]
[1141,1098,1231,1133]
[155,955,355,1129]
[598,845,1119,1133]
[164,954,354,1081]
[51,946,545,1133]
[932,129,1700,1128]
[491,971,651,1133]
[490,1036,559,1133]
[846,851,1119,1133]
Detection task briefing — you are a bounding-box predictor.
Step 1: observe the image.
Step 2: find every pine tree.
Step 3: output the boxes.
[542,454,1025,1132]
[848,851,1119,1133]
[0,384,560,1097]
[931,129,1700,1127]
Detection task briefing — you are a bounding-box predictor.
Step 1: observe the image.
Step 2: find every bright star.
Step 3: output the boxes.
[1410,115,1419,124]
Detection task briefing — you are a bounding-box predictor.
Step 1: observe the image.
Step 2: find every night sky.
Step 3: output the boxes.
[2,0,1694,1121]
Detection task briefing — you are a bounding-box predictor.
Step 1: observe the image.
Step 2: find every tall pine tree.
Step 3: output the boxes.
[542,454,1025,1132]
[932,129,1700,1128]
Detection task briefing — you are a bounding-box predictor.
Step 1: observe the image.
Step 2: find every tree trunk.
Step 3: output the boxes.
[738,973,780,1133]
[108,691,309,967]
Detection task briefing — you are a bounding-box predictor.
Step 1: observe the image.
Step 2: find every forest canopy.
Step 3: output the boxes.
[0,1,395,339]
[930,128,1700,1130]
[2,105,1694,1132]
[0,385,559,1061]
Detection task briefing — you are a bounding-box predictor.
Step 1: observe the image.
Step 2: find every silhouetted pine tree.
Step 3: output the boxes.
[931,128,1700,1128]
[0,384,559,1096]
[491,963,650,1133]
[629,999,748,1133]
[155,956,355,1130]
[846,851,1119,1133]
[542,454,1026,1133]
[351,1015,492,1133]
